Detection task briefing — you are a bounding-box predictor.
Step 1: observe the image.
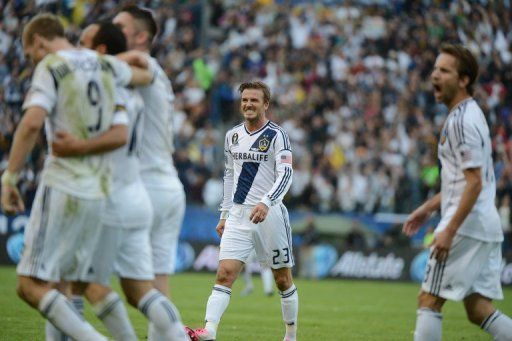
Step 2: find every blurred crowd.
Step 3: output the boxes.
[0,1,511,238]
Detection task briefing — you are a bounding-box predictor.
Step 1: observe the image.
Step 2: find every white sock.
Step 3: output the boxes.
[45,295,84,341]
[414,308,442,341]
[481,310,512,341]
[138,289,187,341]
[204,284,232,336]
[280,284,298,340]
[261,268,274,295]
[92,291,137,341]
[45,320,69,341]
[71,295,84,315]
[39,289,107,341]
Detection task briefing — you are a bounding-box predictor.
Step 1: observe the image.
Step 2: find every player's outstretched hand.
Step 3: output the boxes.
[216,219,226,237]
[52,130,85,157]
[1,185,25,215]
[402,205,430,237]
[250,203,269,224]
[430,228,455,261]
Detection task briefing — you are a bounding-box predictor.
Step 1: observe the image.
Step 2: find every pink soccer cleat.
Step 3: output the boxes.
[194,328,216,341]
[184,326,199,341]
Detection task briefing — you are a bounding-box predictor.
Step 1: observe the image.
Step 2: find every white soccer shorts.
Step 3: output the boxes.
[147,186,185,274]
[88,181,154,285]
[17,185,103,282]
[422,234,503,301]
[219,203,294,269]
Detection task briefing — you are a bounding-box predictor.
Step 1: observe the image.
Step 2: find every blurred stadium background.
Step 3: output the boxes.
[0,0,512,339]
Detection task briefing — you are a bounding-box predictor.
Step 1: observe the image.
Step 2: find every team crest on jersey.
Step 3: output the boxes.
[250,129,277,153]
[232,133,239,145]
[258,137,270,152]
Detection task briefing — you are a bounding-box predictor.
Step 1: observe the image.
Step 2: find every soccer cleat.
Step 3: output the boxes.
[194,328,216,341]
[184,326,199,341]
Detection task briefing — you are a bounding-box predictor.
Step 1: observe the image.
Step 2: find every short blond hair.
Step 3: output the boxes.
[23,13,65,47]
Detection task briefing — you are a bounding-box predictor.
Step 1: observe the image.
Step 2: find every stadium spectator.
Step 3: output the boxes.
[0,2,511,253]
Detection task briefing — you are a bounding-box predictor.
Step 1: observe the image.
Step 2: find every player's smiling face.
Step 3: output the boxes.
[241,89,269,124]
[431,53,468,108]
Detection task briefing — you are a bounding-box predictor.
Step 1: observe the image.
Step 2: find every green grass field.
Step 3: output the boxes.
[0,266,511,340]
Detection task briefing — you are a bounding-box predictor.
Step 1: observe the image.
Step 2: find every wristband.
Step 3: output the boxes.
[1,170,19,187]
[220,211,229,220]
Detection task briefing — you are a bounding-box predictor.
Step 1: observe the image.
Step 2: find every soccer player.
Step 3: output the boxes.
[403,44,512,340]
[45,21,189,341]
[113,6,186,304]
[0,13,128,341]
[192,81,298,341]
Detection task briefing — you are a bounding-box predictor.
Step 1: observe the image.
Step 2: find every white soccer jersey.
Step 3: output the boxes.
[437,98,503,242]
[22,49,129,199]
[137,55,180,189]
[108,87,144,191]
[221,121,293,209]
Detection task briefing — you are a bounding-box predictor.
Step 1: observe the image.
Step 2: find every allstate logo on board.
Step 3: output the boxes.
[410,250,429,282]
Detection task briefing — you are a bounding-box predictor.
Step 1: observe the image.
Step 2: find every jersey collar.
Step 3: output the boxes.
[244,120,271,136]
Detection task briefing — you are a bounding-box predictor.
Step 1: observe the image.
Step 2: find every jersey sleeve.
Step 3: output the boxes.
[103,55,133,87]
[260,130,293,207]
[22,61,57,114]
[452,113,484,170]
[220,132,235,214]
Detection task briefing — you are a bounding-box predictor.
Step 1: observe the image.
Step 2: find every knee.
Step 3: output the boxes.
[418,291,444,312]
[216,267,237,287]
[466,307,487,326]
[274,273,292,292]
[16,280,27,301]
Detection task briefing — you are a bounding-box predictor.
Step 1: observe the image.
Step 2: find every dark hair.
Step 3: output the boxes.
[238,81,271,103]
[440,43,479,95]
[120,5,158,45]
[23,13,65,46]
[92,21,127,55]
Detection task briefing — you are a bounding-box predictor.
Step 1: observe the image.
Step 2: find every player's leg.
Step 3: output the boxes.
[195,207,252,340]
[257,203,298,341]
[118,222,188,341]
[45,281,72,341]
[121,278,188,340]
[272,267,298,341]
[16,186,107,340]
[464,294,512,340]
[414,291,446,341]
[195,259,244,340]
[83,283,138,341]
[463,242,512,340]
